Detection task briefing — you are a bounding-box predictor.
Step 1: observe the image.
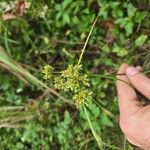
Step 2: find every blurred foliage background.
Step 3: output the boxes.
[0,0,150,149]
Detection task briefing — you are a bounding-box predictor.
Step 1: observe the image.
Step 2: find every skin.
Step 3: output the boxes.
[117,64,150,150]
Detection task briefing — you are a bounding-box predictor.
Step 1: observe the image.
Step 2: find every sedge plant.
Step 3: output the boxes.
[42,14,122,150]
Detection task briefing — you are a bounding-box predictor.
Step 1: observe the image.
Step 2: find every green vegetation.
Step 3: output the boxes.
[0,0,150,149]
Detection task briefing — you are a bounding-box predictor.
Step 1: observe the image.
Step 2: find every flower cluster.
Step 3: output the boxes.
[42,65,54,80]
[42,64,93,108]
[73,89,93,109]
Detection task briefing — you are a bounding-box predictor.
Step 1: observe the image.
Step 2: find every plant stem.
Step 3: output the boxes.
[84,106,122,150]
[89,73,130,85]
[0,47,71,105]
[83,106,103,149]
[78,15,99,65]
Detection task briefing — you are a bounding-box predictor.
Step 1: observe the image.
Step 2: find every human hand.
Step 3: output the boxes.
[117,64,150,150]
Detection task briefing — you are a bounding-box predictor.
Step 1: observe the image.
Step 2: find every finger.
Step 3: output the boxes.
[136,66,143,72]
[117,64,142,116]
[126,66,150,100]
[126,136,141,148]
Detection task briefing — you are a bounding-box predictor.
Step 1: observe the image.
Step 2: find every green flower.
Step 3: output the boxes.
[73,90,93,108]
[79,75,90,87]
[42,65,54,80]
[54,76,66,90]
[61,64,82,78]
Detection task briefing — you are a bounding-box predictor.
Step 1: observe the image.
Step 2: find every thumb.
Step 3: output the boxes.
[126,66,150,100]
[117,64,142,117]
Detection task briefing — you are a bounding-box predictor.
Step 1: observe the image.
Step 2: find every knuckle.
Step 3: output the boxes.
[131,73,144,84]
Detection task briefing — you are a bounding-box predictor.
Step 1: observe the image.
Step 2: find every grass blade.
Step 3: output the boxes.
[0,46,71,104]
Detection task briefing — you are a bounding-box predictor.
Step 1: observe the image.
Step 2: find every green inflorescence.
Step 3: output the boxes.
[42,64,93,108]
[42,65,54,80]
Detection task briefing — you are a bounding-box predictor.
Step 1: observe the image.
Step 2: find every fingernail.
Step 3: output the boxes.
[126,67,140,77]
